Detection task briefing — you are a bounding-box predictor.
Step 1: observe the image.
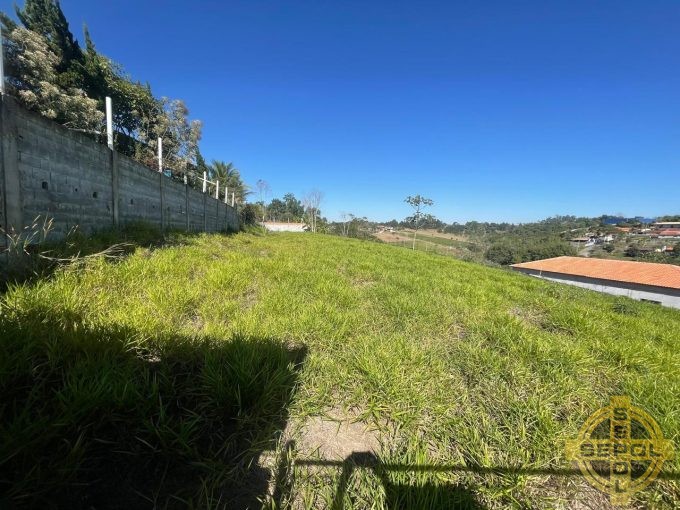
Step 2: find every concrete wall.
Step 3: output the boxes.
[0,96,238,245]
[513,267,680,310]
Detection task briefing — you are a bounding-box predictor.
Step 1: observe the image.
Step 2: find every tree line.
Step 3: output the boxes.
[0,0,248,201]
[239,188,327,233]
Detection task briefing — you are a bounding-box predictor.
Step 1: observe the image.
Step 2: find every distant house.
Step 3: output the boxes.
[654,229,680,239]
[570,233,614,246]
[654,222,680,230]
[511,256,680,309]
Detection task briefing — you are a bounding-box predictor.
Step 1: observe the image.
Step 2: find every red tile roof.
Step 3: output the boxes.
[511,256,680,290]
[656,230,680,236]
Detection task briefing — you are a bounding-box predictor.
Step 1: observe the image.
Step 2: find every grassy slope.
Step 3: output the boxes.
[396,230,481,250]
[1,232,679,508]
[380,230,483,262]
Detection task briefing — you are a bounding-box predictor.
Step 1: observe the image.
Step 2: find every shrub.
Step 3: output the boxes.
[239,203,260,228]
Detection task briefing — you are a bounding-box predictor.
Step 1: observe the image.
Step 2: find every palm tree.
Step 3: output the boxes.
[209,160,250,204]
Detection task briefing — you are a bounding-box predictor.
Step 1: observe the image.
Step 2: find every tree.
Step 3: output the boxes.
[267,198,286,221]
[303,189,323,233]
[3,27,103,132]
[625,245,640,258]
[485,243,518,265]
[14,0,82,81]
[4,1,205,175]
[80,28,160,148]
[283,193,304,222]
[238,203,259,227]
[146,98,201,176]
[404,195,434,250]
[256,180,270,222]
[484,237,574,265]
[210,161,249,204]
[195,149,210,180]
[340,212,353,236]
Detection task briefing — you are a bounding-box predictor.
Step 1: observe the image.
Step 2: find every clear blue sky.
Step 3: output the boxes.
[5,1,680,222]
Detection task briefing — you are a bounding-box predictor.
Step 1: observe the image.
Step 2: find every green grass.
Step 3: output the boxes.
[1,231,679,508]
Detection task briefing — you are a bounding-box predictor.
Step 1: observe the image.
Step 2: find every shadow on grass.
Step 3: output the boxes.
[331,451,484,509]
[285,449,680,509]
[281,449,485,510]
[1,222,234,292]
[0,305,305,509]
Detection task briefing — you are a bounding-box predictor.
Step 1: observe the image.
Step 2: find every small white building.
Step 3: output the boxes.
[263,221,307,232]
[511,256,680,309]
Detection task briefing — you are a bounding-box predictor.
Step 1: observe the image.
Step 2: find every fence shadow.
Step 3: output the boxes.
[0,304,304,509]
[333,451,484,509]
[287,449,680,509]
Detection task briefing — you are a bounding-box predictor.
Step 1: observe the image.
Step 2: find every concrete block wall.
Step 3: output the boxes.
[0,96,238,246]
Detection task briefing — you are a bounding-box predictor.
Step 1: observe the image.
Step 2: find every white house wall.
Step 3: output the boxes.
[513,269,680,310]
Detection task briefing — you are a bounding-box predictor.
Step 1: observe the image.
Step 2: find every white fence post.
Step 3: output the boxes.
[157,137,163,172]
[215,180,219,199]
[231,192,235,207]
[105,97,113,149]
[202,171,207,193]
[224,186,228,204]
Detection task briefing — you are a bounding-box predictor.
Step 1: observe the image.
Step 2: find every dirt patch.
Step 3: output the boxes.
[527,477,619,510]
[444,322,467,340]
[294,413,381,460]
[255,410,382,508]
[508,306,546,328]
[374,231,413,244]
[240,288,259,310]
[509,306,575,337]
[187,311,205,331]
[352,277,375,289]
